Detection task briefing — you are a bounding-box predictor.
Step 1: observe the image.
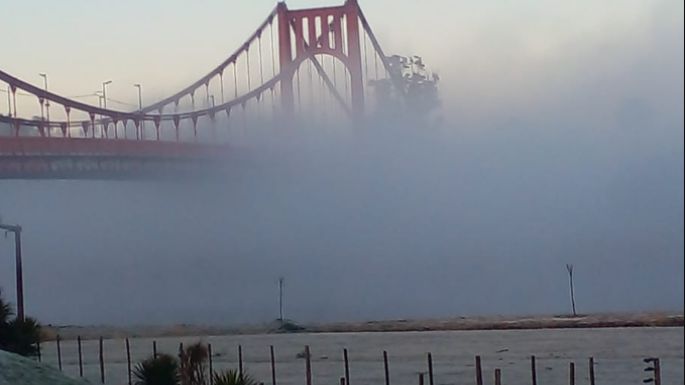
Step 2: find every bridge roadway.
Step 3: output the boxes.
[0,137,230,179]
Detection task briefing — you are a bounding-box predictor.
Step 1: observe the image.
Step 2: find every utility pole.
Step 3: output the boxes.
[1,222,24,321]
[278,277,284,321]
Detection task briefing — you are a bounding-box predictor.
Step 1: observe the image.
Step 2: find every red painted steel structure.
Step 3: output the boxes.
[0,0,396,179]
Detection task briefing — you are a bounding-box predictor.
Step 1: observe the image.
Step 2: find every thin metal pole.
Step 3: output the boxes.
[531,355,537,385]
[14,229,24,321]
[427,353,434,385]
[418,373,424,385]
[589,357,595,385]
[569,362,575,385]
[343,348,350,385]
[78,336,83,377]
[153,340,157,359]
[654,358,661,385]
[270,345,277,385]
[494,369,501,385]
[278,277,284,321]
[37,339,41,362]
[0,224,25,322]
[475,356,483,385]
[383,351,390,385]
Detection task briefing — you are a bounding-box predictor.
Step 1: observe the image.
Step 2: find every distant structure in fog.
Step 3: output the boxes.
[0,0,430,179]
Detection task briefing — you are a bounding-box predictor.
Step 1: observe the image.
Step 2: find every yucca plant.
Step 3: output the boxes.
[212,369,258,385]
[133,353,180,385]
[0,289,41,357]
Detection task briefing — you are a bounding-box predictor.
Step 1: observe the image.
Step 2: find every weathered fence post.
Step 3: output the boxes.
[178,342,184,377]
[56,335,62,371]
[418,372,424,385]
[340,377,346,385]
[37,339,41,362]
[153,340,157,359]
[208,343,214,385]
[78,336,83,377]
[569,362,575,385]
[238,344,244,380]
[343,348,350,385]
[270,345,277,385]
[494,369,501,385]
[99,336,105,384]
[427,353,434,385]
[475,356,483,385]
[531,355,537,385]
[644,357,661,385]
[589,357,595,385]
[126,338,132,385]
[304,345,312,385]
[383,350,390,385]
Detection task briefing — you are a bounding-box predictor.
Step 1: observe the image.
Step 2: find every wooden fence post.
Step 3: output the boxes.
[208,343,213,385]
[56,335,62,371]
[427,353,434,385]
[343,348,350,385]
[383,351,390,385]
[270,345,277,385]
[494,369,501,385]
[589,357,595,385]
[569,362,575,385]
[126,338,132,385]
[238,345,244,380]
[304,345,312,385]
[531,355,537,385]
[153,340,157,359]
[475,356,483,385]
[99,336,105,384]
[78,336,83,377]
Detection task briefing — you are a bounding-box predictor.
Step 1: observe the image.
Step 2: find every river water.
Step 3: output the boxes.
[39,327,683,385]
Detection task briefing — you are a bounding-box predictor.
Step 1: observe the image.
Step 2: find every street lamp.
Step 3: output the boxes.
[133,84,143,111]
[133,84,145,139]
[0,222,24,321]
[101,80,112,109]
[39,73,50,136]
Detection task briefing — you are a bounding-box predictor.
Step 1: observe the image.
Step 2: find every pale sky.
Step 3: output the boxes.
[0,0,683,325]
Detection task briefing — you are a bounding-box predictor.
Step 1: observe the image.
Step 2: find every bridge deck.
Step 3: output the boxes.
[0,137,230,179]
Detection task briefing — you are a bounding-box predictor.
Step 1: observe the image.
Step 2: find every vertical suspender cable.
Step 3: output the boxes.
[246,47,251,92]
[233,62,238,98]
[219,72,225,104]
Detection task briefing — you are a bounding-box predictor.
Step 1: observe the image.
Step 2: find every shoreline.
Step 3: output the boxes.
[41,311,684,341]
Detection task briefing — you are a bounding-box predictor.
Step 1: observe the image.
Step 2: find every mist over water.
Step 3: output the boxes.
[0,0,683,327]
[0,107,683,326]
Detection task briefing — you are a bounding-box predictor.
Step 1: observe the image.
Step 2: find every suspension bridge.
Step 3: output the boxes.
[0,0,401,179]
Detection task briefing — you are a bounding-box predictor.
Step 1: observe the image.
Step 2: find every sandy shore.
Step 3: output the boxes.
[42,311,683,341]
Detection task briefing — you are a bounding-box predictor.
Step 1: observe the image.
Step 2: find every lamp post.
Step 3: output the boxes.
[101,80,112,109]
[133,84,143,111]
[39,73,50,136]
[133,84,145,139]
[0,222,24,321]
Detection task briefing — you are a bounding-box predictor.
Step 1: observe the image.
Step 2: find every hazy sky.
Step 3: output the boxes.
[0,0,683,325]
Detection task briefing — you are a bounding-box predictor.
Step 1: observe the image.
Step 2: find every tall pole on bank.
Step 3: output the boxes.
[1,222,24,321]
